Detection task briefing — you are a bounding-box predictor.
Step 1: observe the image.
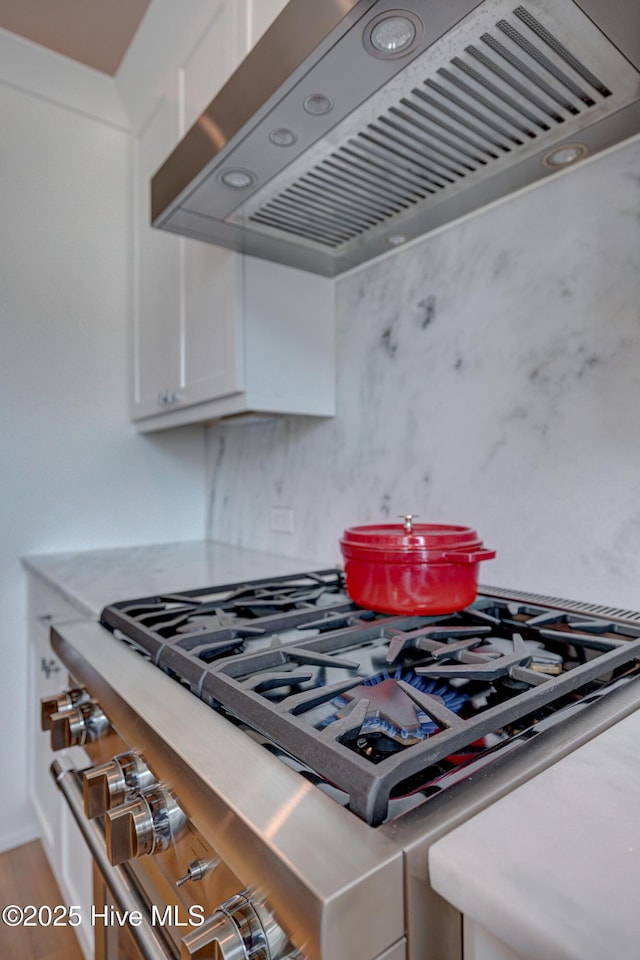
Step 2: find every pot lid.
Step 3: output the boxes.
[341,516,484,553]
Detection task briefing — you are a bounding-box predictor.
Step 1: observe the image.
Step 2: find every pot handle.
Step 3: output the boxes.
[439,548,496,563]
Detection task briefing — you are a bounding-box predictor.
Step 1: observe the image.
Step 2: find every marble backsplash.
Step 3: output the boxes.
[205,136,640,610]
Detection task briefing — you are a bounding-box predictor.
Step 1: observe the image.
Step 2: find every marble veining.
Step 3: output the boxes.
[205,137,640,611]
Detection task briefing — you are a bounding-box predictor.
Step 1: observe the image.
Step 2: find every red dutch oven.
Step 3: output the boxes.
[340,516,496,615]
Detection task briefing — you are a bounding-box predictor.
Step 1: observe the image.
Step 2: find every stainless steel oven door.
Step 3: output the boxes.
[93,869,156,960]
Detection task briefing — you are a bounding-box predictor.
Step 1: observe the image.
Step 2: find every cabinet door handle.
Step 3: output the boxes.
[157,390,184,407]
[41,657,61,678]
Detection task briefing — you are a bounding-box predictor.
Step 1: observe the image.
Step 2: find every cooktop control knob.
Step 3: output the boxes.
[40,688,88,731]
[105,784,185,866]
[49,703,109,751]
[180,893,290,960]
[83,752,156,819]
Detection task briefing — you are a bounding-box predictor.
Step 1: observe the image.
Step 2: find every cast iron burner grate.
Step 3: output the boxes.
[100,574,640,825]
[101,570,370,678]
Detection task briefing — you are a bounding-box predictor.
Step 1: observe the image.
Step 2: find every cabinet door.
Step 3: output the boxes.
[180,0,245,133]
[178,0,247,408]
[28,578,95,959]
[181,242,243,405]
[28,580,90,872]
[30,622,64,870]
[131,97,182,419]
[247,0,290,47]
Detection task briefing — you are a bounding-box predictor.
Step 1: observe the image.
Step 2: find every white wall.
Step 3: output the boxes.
[0,54,205,851]
[205,135,640,613]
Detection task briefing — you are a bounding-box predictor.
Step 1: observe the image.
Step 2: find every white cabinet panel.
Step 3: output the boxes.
[182,242,243,405]
[27,576,93,958]
[180,0,245,133]
[244,257,335,415]
[28,579,80,868]
[30,625,64,866]
[178,0,246,411]
[133,98,181,418]
[247,0,290,48]
[464,919,528,960]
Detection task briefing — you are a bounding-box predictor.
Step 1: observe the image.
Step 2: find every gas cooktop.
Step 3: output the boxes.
[100,572,640,825]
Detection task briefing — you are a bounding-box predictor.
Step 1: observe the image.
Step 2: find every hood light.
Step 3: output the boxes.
[365,12,423,59]
[220,169,256,189]
[269,128,297,147]
[543,143,588,168]
[303,94,334,116]
[387,234,408,246]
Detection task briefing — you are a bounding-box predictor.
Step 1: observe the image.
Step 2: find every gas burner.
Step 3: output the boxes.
[481,636,563,674]
[416,634,554,686]
[216,581,342,617]
[105,570,350,636]
[385,623,493,663]
[175,611,242,633]
[101,570,357,668]
[323,669,468,749]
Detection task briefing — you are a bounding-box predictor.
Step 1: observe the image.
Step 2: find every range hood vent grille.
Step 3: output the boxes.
[247,4,619,250]
[153,0,640,275]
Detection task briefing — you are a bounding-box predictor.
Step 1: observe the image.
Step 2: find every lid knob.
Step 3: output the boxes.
[398,514,420,533]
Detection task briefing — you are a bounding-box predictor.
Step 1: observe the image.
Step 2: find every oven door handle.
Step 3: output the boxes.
[50,758,177,960]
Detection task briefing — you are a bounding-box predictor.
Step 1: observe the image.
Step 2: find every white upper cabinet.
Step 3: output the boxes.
[246,0,291,48]
[122,0,335,431]
[133,97,181,417]
[181,0,245,132]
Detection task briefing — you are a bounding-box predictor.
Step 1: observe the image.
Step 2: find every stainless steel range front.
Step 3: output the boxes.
[45,571,640,960]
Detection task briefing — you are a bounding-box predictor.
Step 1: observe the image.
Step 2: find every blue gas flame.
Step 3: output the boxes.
[320,668,468,741]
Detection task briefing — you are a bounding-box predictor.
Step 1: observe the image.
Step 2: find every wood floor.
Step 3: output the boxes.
[0,840,85,960]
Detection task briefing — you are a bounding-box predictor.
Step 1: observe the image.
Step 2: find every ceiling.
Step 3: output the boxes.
[0,0,151,76]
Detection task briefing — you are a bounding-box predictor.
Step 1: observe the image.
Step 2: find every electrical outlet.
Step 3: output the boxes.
[270,507,295,534]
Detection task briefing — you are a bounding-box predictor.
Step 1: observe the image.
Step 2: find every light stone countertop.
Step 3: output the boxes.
[22,539,332,618]
[428,706,640,960]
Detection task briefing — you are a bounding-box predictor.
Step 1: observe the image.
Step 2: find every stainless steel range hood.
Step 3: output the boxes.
[151,0,640,276]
